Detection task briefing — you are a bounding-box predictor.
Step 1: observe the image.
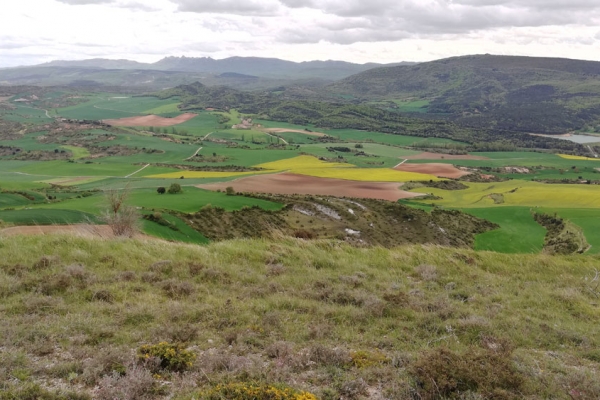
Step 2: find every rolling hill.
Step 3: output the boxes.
[327,54,600,133]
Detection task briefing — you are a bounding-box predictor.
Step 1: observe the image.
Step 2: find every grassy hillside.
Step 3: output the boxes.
[0,234,598,399]
[328,54,600,134]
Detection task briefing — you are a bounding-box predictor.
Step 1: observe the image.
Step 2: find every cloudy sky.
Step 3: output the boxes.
[1,0,599,67]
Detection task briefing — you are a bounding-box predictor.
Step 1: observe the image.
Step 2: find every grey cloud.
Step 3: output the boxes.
[116,1,161,11]
[280,25,410,44]
[278,0,316,8]
[54,0,115,5]
[172,0,280,16]
[273,0,600,45]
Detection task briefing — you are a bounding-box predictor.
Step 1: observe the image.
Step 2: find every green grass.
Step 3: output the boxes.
[30,187,283,214]
[0,209,98,225]
[60,145,91,160]
[540,208,600,254]
[56,95,184,120]
[141,212,209,244]
[0,193,35,208]
[12,160,141,177]
[462,207,546,253]
[0,235,599,398]
[394,99,430,113]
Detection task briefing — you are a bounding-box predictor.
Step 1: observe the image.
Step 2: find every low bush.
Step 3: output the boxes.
[137,342,196,372]
[199,383,317,400]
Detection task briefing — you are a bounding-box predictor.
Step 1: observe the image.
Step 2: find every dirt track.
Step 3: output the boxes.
[263,128,326,137]
[394,163,471,179]
[197,173,424,201]
[403,152,489,160]
[103,113,197,127]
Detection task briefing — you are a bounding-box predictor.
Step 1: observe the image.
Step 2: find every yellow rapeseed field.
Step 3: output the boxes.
[148,155,440,181]
[411,180,600,208]
[257,155,439,182]
[558,154,600,161]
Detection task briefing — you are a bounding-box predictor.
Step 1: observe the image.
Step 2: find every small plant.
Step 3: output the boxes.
[199,382,318,400]
[225,186,235,196]
[157,186,166,194]
[350,350,389,368]
[137,342,196,372]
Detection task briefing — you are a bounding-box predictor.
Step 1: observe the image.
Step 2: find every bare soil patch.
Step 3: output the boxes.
[0,225,152,239]
[47,176,95,186]
[197,173,424,201]
[103,113,197,127]
[394,163,471,179]
[264,128,326,137]
[404,152,489,160]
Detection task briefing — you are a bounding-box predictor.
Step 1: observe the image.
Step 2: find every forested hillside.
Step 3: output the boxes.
[327,54,600,133]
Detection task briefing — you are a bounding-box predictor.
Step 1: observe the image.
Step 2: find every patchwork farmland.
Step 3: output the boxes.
[1,90,600,254]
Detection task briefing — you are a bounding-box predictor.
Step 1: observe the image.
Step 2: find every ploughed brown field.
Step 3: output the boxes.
[403,152,489,160]
[103,113,197,127]
[197,172,424,201]
[394,162,471,179]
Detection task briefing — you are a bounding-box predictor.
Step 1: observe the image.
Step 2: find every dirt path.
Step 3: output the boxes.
[264,132,289,145]
[394,159,408,168]
[185,147,203,161]
[125,164,150,178]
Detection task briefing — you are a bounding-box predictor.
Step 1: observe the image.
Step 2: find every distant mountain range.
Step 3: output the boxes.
[38,56,413,80]
[0,56,412,90]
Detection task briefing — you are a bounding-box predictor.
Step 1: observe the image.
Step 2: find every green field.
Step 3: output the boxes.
[30,187,283,214]
[0,209,98,225]
[140,212,209,244]
[463,207,546,253]
[3,91,600,252]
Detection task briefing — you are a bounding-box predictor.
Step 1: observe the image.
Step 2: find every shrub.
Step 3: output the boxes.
[167,183,182,194]
[225,186,235,196]
[199,383,317,400]
[411,346,523,399]
[157,186,166,194]
[137,342,196,372]
[101,188,139,238]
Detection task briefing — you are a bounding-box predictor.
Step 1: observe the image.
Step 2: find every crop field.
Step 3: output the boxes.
[2,91,599,253]
[415,180,600,208]
[462,207,546,253]
[0,208,98,225]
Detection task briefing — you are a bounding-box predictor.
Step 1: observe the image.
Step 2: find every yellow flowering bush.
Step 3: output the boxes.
[200,383,318,400]
[137,342,196,372]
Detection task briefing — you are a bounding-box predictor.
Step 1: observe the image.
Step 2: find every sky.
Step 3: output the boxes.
[1,0,599,68]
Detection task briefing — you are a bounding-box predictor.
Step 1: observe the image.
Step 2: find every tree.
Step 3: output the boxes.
[225,186,235,196]
[168,183,182,194]
[157,187,166,194]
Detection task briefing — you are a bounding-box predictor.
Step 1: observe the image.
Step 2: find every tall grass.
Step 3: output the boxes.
[0,234,598,399]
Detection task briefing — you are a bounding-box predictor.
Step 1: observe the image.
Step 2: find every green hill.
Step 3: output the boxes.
[328,54,600,133]
[0,234,599,399]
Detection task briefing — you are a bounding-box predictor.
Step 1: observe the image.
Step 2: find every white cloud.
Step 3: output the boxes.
[0,0,598,68]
